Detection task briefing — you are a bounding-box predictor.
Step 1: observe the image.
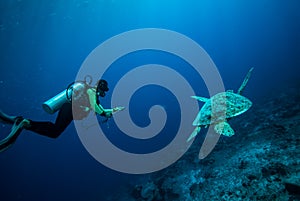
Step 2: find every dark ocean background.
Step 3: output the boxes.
[0,0,299,201]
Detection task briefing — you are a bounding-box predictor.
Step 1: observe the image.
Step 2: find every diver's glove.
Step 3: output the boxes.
[102,107,125,118]
[112,106,125,113]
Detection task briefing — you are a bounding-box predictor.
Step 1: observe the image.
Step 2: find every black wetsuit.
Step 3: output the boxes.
[0,103,89,152]
[27,88,93,138]
[27,103,74,138]
[1,81,109,152]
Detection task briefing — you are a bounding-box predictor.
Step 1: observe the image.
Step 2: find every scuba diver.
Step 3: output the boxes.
[0,78,124,152]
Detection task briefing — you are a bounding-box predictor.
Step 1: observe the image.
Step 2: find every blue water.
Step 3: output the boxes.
[0,0,299,201]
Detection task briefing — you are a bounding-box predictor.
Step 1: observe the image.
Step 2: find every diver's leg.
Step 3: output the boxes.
[26,121,59,138]
[27,103,73,138]
[53,102,73,135]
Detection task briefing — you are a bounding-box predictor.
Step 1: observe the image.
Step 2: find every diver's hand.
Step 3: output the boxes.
[112,106,125,113]
[103,107,125,118]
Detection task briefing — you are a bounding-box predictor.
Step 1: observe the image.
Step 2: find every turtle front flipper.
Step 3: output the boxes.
[214,121,234,136]
[191,96,209,102]
[187,126,201,142]
[237,67,254,95]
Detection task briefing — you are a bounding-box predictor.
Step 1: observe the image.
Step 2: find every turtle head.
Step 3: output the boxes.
[233,96,252,116]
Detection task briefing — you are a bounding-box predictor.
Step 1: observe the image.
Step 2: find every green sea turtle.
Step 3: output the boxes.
[187,67,254,142]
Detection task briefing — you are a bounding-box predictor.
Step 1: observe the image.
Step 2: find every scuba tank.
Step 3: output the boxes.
[42,76,92,114]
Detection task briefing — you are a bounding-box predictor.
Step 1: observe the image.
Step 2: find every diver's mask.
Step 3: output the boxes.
[96,79,109,97]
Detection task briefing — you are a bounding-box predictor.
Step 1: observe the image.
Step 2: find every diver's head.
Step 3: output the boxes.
[96,79,109,97]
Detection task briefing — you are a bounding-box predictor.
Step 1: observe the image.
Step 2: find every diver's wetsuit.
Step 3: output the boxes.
[0,80,111,152]
[26,84,97,138]
[27,103,74,138]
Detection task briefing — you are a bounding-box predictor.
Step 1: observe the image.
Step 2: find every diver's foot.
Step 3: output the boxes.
[15,117,31,129]
[22,119,31,129]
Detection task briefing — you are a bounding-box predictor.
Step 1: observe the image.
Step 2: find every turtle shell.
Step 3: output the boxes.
[192,91,252,126]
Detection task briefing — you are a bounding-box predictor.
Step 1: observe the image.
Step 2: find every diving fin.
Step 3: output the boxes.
[0,119,29,152]
[0,110,18,124]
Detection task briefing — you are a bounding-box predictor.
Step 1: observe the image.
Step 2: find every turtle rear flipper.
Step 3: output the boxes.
[214,121,234,136]
[187,126,201,142]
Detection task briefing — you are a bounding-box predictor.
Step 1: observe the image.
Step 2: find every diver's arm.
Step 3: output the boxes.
[98,104,114,117]
[87,88,113,117]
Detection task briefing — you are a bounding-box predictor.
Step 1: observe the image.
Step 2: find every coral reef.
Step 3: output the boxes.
[112,88,300,201]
